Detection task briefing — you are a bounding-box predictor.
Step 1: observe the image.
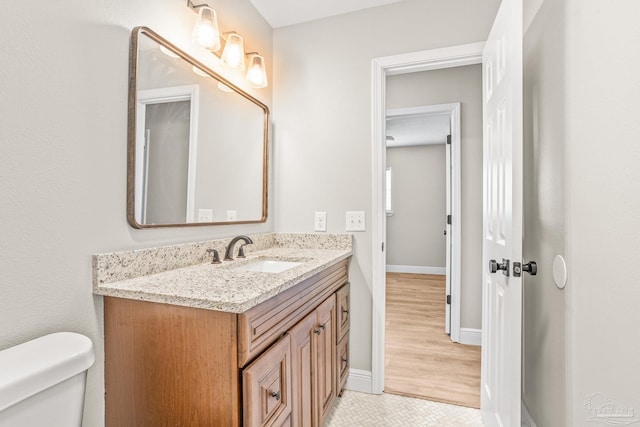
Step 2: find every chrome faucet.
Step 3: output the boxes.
[224,235,254,261]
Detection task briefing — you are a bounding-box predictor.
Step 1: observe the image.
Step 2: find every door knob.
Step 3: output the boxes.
[513,261,538,277]
[489,259,510,276]
[522,261,537,275]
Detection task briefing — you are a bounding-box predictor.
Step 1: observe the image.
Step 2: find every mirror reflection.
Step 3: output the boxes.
[127,27,269,228]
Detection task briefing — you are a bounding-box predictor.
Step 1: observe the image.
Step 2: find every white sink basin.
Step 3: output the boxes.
[237,260,302,274]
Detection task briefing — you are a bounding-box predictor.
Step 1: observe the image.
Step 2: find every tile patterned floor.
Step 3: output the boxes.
[324,391,484,427]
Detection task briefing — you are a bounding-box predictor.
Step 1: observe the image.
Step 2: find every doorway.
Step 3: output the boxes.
[385,104,460,336]
[383,99,481,407]
[371,43,486,399]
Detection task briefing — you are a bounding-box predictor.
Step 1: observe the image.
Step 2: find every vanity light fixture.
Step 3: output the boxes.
[220,33,246,70]
[246,53,268,88]
[191,5,221,51]
[159,45,180,59]
[192,65,209,77]
[217,82,234,92]
[186,0,268,88]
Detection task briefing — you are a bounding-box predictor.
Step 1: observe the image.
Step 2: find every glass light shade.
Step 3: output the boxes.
[192,6,221,51]
[246,54,268,88]
[159,45,179,59]
[192,66,209,77]
[221,33,245,70]
[217,82,234,92]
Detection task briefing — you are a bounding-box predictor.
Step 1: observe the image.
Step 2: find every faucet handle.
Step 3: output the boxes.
[237,244,247,258]
[206,249,221,264]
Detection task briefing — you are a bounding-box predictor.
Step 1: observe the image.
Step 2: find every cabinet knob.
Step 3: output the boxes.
[314,324,325,335]
[271,390,281,401]
[341,308,349,315]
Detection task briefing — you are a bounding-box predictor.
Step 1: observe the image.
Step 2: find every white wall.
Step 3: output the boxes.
[522,0,567,424]
[386,144,446,268]
[565,0,640,425]
[386,64,484,329]
[0,1,272,426]
[273,0,500,371]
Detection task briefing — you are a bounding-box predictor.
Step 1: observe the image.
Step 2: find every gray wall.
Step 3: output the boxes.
[565,0,640,425]
[0,1,272,426]
[386,144,446,268]
[273,0,500,370]
[385,64,484,329]
[522,0,566,424]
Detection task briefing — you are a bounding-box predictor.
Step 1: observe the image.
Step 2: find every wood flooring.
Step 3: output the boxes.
[384,273,481,409]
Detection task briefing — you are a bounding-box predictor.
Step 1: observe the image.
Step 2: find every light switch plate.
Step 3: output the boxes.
[226,210,237,221]
[198,209,213,222]
[345,211,365,231]
[314,211,327,232]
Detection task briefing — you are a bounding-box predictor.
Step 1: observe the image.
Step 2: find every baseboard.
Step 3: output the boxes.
[459,328,481,346]
[345,369,372,394]
[386,265,446,275]
[522,401,537,427]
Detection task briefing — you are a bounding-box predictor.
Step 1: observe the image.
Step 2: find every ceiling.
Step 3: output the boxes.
[386,114,450,148]
[249,0,408,28]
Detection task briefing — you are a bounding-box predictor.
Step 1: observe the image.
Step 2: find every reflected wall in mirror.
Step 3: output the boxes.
[127,27,269,228]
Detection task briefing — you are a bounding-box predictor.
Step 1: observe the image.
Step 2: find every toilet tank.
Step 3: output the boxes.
[0,332,95,427]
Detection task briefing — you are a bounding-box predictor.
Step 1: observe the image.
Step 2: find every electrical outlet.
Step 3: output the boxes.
[345,211,366,231]
[198,209,213,222]
[226,210,237,221]
[314,212,327,232]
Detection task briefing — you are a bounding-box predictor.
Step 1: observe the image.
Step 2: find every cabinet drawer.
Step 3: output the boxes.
[239,260,348,366]
[243,335,292,427]
[336,334,349,396]
[336,283,350,343]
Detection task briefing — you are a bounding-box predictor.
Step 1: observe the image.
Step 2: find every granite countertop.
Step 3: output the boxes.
[94,245,351,313]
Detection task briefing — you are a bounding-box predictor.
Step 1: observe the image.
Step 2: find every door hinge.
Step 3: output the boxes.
[446,295,451,305]
[381,242,384,251]
[447,214,452,225]
[446,134,452,145]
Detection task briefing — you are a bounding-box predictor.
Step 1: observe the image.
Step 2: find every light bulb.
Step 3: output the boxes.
[246,54,268,88]
[221,33,245,70]
[192,6,221,51]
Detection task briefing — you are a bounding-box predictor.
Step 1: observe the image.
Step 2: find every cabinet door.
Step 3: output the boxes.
[336,335,349,396]
[289,311,316,427]
[336,283,350,343]
[243,335,292,427]
[314,295,337,426]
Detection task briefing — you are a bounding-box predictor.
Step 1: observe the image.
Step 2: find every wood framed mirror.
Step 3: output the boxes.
[127,27,269,228]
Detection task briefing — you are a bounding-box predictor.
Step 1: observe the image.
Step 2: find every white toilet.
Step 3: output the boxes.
[0,332,95,427]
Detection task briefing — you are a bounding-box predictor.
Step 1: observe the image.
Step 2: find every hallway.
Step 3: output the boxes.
[384,273,481,408]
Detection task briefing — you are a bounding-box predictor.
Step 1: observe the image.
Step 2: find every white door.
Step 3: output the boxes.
[444,130,452,335]
[480,0,523,425]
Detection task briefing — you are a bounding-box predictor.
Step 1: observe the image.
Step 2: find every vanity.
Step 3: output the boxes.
[101,26,352,426]
[94,233,351,426]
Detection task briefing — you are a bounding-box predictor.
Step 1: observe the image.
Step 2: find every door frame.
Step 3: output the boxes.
[135,85,200,224]
[371,42,485,394]
[385,103,461,337]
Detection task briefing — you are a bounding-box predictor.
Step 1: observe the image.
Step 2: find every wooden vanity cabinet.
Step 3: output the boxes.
[104,259,349,427]
[289,294,338,427]
[336,283,350,395]
[243,335,292,427]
